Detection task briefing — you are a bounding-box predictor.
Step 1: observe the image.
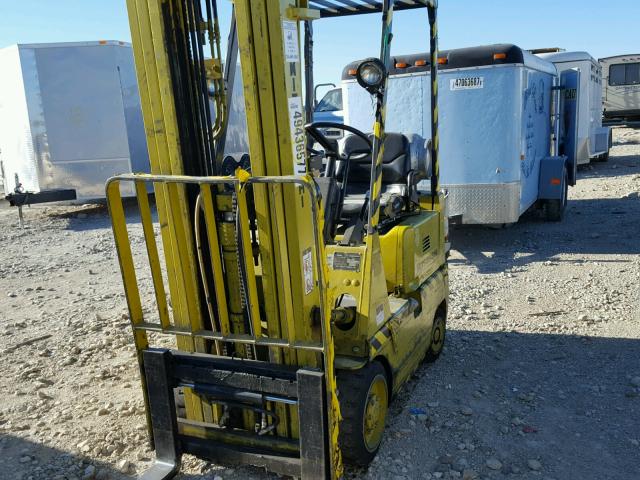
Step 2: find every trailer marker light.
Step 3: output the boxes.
[493,53,507,60]
[414,59,428,66]
[550,178,561,185]
[437,57,448,65]
[348,68,357,76]
[395,62,408,68]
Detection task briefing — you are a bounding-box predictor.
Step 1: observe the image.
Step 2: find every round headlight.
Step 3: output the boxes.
[360,63,383,85]
[356,58,386,94]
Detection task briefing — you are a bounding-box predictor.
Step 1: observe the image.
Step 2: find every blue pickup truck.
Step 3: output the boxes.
[313,87,344,139]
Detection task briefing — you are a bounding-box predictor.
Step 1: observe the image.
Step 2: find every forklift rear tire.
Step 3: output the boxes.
[544,169,568,222]
[425,310,446,362]
[337,361,389,466]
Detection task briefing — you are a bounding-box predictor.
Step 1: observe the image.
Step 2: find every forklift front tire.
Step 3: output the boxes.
[337,361,389,466]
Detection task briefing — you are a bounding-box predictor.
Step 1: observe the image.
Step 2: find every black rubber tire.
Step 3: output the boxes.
[337,361,389,467]
[544,168,568,222]
[425,310,446,362]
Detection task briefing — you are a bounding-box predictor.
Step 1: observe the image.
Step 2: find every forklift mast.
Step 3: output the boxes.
[108,1,440,479]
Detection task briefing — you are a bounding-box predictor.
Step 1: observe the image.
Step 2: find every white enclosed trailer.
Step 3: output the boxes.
[343,44,579,225]
[599,54,640,123]
[0,41,149,203]
[538,51,611,163]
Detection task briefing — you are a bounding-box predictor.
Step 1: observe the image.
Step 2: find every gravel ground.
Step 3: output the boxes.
[0,128,638,480]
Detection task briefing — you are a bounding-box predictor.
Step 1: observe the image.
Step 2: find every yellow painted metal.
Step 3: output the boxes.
[265,0,321,370]
[135,180,170,330]
[106,180,148,352]
[203,58,222,80]
[106,179,152,432]
[363,234,392,337]
[127,0,206,352]
[199,184,231,336]
[233,0,290,372]
[378,213,443,295]
[118,1,447,479]
[134,322,323,351]
[126,0,182,331]
[286,7,321,21]
[204,5,227,140]
[363,373,388,452]
[108,172,338,465]
[127,0,212,424]
[179,419,299,454]
[234,177,264,340]
[147,0,205,344]
[234,0,326,445]
[217,217,252,357]
[367,267,448,394]
[430,313,446,356]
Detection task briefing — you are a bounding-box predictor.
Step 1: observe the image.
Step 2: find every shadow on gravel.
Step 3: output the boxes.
[386,329,640,480]
[577,155,640,180]
[450,193,640,273]
[0,434,131,480]
[61,199,151,232]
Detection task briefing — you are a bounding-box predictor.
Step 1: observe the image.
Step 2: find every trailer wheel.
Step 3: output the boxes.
[544,168,568,222]
[425,310,446,362]
[337,361,389,466]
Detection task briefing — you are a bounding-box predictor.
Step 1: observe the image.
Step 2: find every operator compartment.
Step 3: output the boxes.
[338,132,423,220]
[311,126,433,245]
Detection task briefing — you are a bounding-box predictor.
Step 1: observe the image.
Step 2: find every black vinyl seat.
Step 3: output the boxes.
[336,132,430,220]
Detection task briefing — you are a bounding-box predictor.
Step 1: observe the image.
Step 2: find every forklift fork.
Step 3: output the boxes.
[140,349,330,479]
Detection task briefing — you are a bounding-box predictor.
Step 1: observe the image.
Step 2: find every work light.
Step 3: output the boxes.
[356,58,386,94]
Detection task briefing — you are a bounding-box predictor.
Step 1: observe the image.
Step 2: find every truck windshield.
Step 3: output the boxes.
[315,88,343,112]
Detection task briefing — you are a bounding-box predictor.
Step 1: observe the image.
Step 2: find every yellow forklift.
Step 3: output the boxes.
[107,1,447,478]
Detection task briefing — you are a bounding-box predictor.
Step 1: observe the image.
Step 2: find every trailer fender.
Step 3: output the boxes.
[538,156,568,200]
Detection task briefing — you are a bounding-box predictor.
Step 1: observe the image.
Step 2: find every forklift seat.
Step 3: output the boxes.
[337,133,430,219]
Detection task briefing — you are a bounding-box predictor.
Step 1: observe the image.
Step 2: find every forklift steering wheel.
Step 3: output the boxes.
[305,122,372,160]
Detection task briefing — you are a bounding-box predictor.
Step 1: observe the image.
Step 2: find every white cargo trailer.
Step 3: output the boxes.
[343,44,580,225]
[0,41,149,204]
[538,51,611,163]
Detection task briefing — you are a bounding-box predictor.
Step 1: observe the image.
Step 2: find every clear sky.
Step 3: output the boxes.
[1,0,638,88]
